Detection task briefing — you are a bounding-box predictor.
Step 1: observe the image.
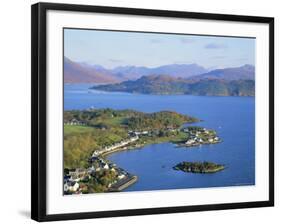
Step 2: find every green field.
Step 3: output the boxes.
[64,124,127,169]
[64,125,96,135]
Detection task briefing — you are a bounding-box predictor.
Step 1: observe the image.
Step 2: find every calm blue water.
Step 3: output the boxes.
[64,83,255,191]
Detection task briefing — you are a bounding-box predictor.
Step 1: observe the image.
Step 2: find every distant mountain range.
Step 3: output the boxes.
[92,74,255,96]
[111,63,207,80]
[64,57,255,84]
[64,57,120,84]
[64,57,255,96]
[64,57,208,83]
[191,64,255,81]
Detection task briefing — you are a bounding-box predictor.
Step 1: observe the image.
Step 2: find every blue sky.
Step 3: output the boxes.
[64,28,255,69]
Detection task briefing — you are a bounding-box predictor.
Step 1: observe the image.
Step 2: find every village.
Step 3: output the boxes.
[64,130,150,194]
[63,111,221,194]
[180,126,221,147]
[92,135,139,156]
[64,126,221,194]
[64,155,137,194]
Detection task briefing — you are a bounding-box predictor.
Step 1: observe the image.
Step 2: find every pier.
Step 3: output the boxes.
[108,175,138,192]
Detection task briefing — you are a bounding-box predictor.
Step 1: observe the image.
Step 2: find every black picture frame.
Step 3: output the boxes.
[31,2,274,222]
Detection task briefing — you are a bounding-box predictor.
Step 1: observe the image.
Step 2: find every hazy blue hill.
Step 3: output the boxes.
[111,63,207,80]
[111,66,152,80]
[192,64,255,81]
[64,57,121,84]
[92,74,255,96]
[64,59,208,83]
[152,64,207,78]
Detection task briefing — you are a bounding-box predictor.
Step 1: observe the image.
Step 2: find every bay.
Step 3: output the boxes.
[64,83,255,191]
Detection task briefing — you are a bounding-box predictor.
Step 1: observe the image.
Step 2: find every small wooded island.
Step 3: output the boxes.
[63,108,222,194]
[173,161,225,173]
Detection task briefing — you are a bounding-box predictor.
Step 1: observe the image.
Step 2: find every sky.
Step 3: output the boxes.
[64,28,255,69]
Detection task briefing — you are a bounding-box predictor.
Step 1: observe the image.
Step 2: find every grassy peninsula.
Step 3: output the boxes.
[64,108,199,169]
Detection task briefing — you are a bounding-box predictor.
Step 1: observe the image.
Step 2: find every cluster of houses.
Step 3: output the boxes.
[89,156,130,188]
[64,168,87,193]
[88,156,115,172]
[92,135,139,156]
[64,118,86,126]
[182,127,220,146]
[92,127,179,157]
[128,127,178,138]
[64,156,132,194]
[64,131,143,194]
[64,180,80,193]
[128,130,149,136]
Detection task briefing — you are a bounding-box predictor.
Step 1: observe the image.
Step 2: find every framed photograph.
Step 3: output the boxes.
[31,2,274,222]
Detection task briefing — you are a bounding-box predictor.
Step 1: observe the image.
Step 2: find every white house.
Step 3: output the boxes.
[185,139,195,145]
[64,183,69,192]
[103,163,109,170]
[118,174,126,180]
[69,182,79,192]
[208,138,214,143]
[88,166,95,173]
[64,181,79,192]
[69,168,86,181]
